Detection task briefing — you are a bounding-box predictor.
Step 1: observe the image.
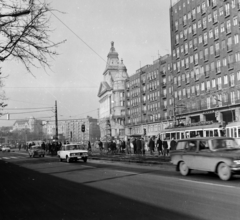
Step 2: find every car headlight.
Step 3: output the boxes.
[233,160,240,165]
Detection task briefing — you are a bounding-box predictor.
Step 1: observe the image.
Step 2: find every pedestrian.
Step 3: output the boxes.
[148,136,155,155]
[98,140,103,154]
[162,138,169,157]
[136,138,142,154]
[18,143,21,151]
[170,137,177,151]
[156,136,163,156]
[141,137,145,155]
[133,138,137,154]
[87,141,92,152]
[126,139,131,154]
[41,142,46,151]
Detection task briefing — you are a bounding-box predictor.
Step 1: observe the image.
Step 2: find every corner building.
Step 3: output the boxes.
[169,0,240,138]
[98,42,129,141]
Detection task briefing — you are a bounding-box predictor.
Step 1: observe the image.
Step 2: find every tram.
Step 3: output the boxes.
[159,122,240,140]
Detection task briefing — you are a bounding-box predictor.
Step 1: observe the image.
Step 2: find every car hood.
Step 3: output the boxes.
[214,149,240,159]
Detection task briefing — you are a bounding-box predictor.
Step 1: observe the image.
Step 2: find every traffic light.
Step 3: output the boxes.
[81,124,85,132]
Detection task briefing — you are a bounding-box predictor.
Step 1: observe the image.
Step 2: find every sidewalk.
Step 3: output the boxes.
[89,152,172,166]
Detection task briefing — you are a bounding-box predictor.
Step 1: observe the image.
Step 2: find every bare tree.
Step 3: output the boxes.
[0,0,65,72]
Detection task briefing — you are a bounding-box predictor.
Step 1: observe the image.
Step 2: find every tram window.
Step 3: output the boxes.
[234,128,237,138]
[206,130,209,137]
[238,128,240,138]
[166,133,170,139]
[226,128,230,137]
[181,133,185,139]
[231,128,234,138]
[177,132,180,140]
[214,129,219,137]
[190,131,195,138]
[210,130,213,137]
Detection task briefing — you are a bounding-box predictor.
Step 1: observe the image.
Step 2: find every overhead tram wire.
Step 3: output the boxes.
[37,0,106,64]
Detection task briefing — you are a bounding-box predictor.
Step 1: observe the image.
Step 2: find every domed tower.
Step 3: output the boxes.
[98,42,129,141]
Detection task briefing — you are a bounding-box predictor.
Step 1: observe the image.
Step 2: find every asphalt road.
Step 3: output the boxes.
[1,151,240,220]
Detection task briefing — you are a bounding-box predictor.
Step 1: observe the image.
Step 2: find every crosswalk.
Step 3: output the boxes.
[0,156,25,160]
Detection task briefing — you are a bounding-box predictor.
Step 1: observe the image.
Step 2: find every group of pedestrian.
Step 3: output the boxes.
[126,137,145,155]
[149,136,177,157]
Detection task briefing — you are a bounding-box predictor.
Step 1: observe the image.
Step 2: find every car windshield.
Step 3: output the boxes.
[65,145,84,150]
[210,139,240,151]
[32,146,42,150]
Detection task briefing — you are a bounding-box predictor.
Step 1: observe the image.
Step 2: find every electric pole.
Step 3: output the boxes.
[55,100,58,141]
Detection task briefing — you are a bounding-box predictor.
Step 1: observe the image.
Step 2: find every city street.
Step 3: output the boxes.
[1,151,240,220]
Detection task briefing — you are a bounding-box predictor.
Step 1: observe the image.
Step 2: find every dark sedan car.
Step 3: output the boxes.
[171,137,240,181]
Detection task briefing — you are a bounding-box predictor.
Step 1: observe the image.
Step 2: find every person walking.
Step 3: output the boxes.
[132,138,137,154]
[156,136,163,156]
[98,140,103,154]
[148,136,155,155]
[126,139,131,154]
[170,137,177,151]
[141,137,145,155]
[136,138,142,155]
[162,138,169,157]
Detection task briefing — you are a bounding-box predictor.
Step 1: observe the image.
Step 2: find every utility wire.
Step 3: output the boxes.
[3,107,53,110]
[4,110,53,115]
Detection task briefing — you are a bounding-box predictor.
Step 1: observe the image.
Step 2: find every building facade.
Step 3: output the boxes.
[125,55,172,137]
[98,42,129,141]
[12,117,43,133]
[169,0,240,138]
[64,116,100,143]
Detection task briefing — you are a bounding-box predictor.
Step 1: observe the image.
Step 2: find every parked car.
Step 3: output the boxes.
[1,145,11,152]
[57,144,88,163]
[28,145,45,158]
[170,137,240,181]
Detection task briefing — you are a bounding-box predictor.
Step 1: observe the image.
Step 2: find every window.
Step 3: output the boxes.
[209,29,213,38]
[207,80,210,90]
[194,53,199,65]
[233,16,238,26]
[193,38,198,50]
[237,71,240,81]
[210,45,214,55]
[203,17,207,29]
[189,40,193,49]
[205,64,210,76]
[196,84,200,95]
[176,35,179,44]
[183,15,187,26]
[230,73,235,87]
[188,26,192,35]
[212,79,216,88]
[225,3,230,17]
[218,77,222,89]
[186,72,190,83]
[214,26,219,39]
[219,7,223,16]
[215,42,220,56]
[202,2,206,14]
[220,23,225,33]
[193,23,197,35]
[198,20,202,28]
[204,32,208,45]
[208,14,212,23]
[175,21,179,31]
[236,52,240,62]
[216,59,221,73]
[227,37,232,51]
[207,97,211,109]
[235,34,239,44]
[226,20,231,34]
[199,51,203,59]
[231,91,235,104]
[201,82,205,91]
[222,57,227,66]
[213,10,218,23]
[187,87,190,98]
[224,75,229,84]
[204,48,209,60]
[192,8,196,20]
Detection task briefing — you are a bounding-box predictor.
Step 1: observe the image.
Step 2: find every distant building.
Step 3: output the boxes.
[42,121,66,140]
[64,116,100,143]
[98,42,129,141]
[12,117,43,133]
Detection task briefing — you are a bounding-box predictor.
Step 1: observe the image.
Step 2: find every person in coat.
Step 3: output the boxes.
[156,136,163,156]
[148,136,155,155]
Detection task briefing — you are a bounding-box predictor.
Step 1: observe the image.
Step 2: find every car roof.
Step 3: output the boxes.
[178,137,235,141]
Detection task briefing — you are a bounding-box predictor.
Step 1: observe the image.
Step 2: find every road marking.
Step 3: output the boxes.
[114,170,138,175]
[179,178,238,189]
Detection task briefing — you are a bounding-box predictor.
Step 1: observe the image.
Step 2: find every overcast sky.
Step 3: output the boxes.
[1,0,171,127]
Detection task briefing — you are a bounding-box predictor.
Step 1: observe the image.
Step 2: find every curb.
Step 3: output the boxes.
[89,156,172,166]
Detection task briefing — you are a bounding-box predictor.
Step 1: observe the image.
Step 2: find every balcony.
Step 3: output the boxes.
[228,63,234,70]
[227,44,233,52]
[162,82,167,87]
[215,50,220,57]
[162,94,167,99]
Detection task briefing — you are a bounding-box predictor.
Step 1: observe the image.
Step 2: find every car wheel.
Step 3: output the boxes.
[83,157,87,163]
[218,163,231,181]
[66,156,71,163]
[179,161,190,176]
[59,156,62,162]
[29,154,32,158]
[42,154,45,157]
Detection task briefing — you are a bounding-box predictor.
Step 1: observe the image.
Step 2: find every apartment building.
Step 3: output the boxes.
[169,0,240,137]
[125,55,172,137]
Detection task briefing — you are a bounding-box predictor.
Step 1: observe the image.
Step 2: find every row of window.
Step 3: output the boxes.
[173,49,240,74]
[175,15,239,47]
[174,0,239,31]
